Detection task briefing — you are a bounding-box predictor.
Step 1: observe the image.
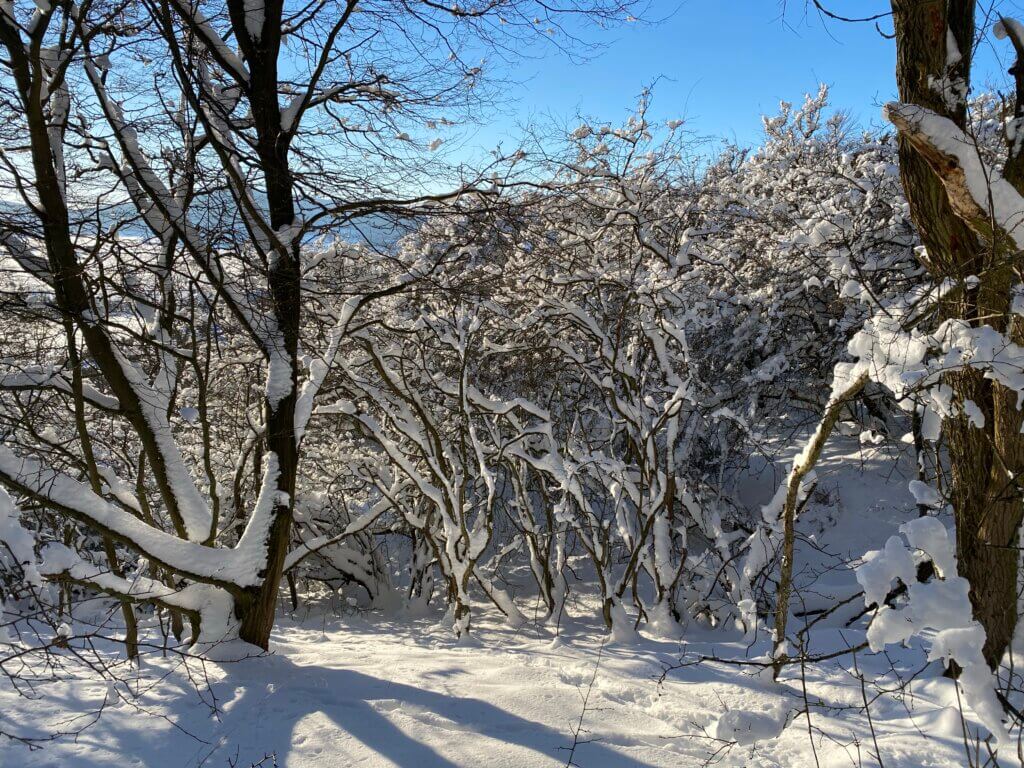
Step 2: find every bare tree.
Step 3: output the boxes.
[0,0,640,650]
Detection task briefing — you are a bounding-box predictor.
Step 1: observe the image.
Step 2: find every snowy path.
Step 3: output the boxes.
[3,607,971,767]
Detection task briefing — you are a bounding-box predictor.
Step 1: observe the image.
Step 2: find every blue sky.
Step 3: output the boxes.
[461,0,1024,154]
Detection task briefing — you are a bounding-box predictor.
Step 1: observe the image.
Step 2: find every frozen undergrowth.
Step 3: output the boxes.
[0,435,1002,768]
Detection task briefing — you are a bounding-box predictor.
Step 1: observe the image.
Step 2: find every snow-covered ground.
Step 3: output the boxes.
[0,436,989,767]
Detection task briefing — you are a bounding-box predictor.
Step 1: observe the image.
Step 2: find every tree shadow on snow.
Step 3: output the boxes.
[184,655,661,767]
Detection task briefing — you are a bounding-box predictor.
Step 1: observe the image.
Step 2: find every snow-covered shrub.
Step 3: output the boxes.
[0,85,953,644]
[683,85,921,425]
[292,88,937,637]
[496,88,926,632]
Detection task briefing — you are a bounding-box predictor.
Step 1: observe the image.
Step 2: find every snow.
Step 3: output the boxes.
[608,597,641,644]
[994,17,1024,46]
[4,33,1024,765]
[234,452,285,570]
[38,542,79,574]
[243,0,264,40]
[962,398,985,428]
[926,29,967,111]
[165,0,249,83]
[6,613,685,766]
[0,434,1004,768]
[0,367,120,411]
[294,296,361,442]
[281,93,304,131]
[571,123,592,139]
[856,516,1016,760]
[0,487,40,588]
[0,444,274,590]
[110,346,212,542]
[712,701,793,746]
[909,479,943,509]
[0,605,986,767]
[266,345,295,410]
[884,102,1024,248]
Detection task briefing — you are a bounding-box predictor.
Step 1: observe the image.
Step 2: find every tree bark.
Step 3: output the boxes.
[225,0,301,649]
[891,0,1024,668]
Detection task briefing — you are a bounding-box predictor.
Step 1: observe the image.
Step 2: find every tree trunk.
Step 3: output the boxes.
[227,0,301,649]
[891,0,1024,668]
